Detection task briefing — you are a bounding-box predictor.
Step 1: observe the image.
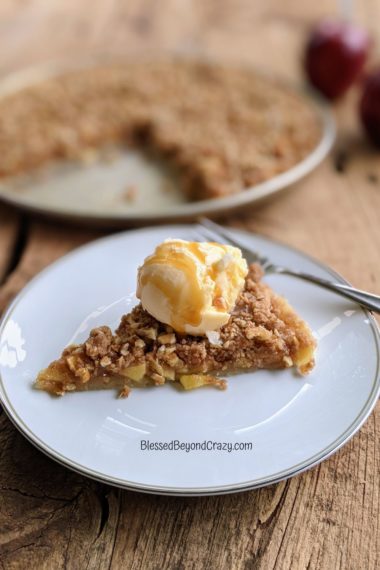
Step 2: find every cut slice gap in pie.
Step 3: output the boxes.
[35,263,316,397]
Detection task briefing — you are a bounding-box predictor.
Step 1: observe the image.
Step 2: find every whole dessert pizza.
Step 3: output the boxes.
[0,59,322,203]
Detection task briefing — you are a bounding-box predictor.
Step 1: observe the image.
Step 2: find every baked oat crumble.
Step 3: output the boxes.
[0,60,321,201]
[35,264,316,397]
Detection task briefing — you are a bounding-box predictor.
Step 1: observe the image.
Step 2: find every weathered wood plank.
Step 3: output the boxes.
[0,1,379,569]
[0,205,20,285]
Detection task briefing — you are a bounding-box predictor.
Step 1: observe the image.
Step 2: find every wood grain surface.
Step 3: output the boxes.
[0,2,379,569]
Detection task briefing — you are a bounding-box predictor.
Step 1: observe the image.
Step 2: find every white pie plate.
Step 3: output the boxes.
[0,58,335,226]
[0,225,379,496]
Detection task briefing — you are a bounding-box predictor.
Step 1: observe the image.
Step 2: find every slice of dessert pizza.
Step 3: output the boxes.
[35,239,316,397]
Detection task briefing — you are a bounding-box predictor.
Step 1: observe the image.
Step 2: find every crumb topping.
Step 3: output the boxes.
[0,60,321,200]
[36,264,316,396]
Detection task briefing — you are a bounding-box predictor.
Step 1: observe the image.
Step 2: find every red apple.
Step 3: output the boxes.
[305,20,370,100]
[360,69,380,147]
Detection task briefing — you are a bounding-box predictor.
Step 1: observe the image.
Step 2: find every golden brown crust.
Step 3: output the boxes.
[0,60,321,200]
[35,264,316,397]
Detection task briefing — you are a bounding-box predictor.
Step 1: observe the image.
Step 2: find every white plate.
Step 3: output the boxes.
[0,59,335,226]
[0,225,379,496]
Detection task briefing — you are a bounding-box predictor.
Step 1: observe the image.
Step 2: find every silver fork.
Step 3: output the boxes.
[196,218,380,314]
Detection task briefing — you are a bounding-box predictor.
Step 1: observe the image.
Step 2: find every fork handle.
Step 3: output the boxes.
[274,267,380,313]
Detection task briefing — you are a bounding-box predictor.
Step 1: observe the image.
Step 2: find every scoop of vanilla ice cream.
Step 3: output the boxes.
[136,239,248,335]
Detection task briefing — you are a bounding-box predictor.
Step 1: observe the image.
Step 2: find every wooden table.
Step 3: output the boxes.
[0,2,379,569]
